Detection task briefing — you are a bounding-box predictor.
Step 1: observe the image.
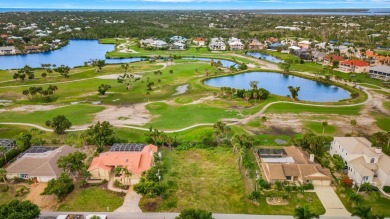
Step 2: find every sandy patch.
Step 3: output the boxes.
[0,105,64,112]
[93,103,151,126]
[26,183,58,212]
[187,95,219,105]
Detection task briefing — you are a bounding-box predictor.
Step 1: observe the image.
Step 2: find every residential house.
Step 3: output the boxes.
[228,37,244,50]
[153,40,168,49]
[312,51,327,62]
[298,40,312,49]
[88,144,158,185]
[209,38,226,51]
[170,36,187,43]
[0,46,16,55]
[330,137,390,189]
[0,139,16,154]
[193,37,206,46]
[248,39,264,50]
[170,42,186,50]
[24,45,42,53]
[139,38,155,48]
[369,65,390,81]
[6,146,76,182]
[323,55,345,66]
[268,43,284,50]
[258,146,331,186]
[340,60,369,73]
[265,37,279,44]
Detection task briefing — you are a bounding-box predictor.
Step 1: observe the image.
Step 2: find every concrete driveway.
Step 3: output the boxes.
[313,186,350,217]
[114,187,142,212]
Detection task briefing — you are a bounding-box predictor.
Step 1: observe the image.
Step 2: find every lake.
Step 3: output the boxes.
[204,71,351,102]
[0,40,142,69]
[182,57,237,68]
[245,52,283,63]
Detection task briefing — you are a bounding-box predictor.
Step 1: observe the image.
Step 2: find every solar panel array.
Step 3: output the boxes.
[17,146,58,159]
[110,143,147,152]
[0,138,16,153]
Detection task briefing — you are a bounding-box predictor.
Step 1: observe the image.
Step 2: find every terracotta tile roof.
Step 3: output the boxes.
[323,55,345,62]
[284,146,309,164]
[193,37,205,42]
[88,144,157,176]
[341,59,369,67]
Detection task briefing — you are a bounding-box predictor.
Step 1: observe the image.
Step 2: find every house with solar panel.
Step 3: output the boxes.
[0,138,17,154]
[6,146,76,182]
[88,143,158,185]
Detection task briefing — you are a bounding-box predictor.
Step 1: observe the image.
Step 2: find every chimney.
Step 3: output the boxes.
[374,148,382,154]
[309,154,315,162]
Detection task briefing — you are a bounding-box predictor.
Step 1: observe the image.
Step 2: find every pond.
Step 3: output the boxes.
[204,71,351,102]
[182,57,237,68]
[0,40,142,69]
[245,52,283,63]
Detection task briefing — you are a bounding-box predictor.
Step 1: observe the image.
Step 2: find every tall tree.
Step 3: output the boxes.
[42,173,74,201]
[85,121,114,151]
[45,115,72,134]
[0,200,40,219]
[97,84,111,96]
[322,121,328,134]
[57,151,87,177]
[249,81,258,90]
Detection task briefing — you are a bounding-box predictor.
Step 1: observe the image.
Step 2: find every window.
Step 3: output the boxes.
[363,176,369,181]
[19,173,28,179]
[286,176,292,180]
[370,158,375,163]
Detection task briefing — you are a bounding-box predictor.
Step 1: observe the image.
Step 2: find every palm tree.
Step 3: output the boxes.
[288,86,300,100]
[0,168,8,186]
[294,205,319,219]
[249,81,258,90]
[351,119,357,134]
[351,205,372,219]
[322,121,328,134]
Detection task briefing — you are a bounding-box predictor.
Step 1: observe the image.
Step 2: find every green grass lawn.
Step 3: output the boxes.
[304,121,337,135]
[265,103,362,115]
[58,187,124,212]
[99,38,127,44]
[373,114,390,132]
[145,102,240,130]
[383,101,390,111]
[0,184,28,205]
[0,104,105,126]
[142,148,324,215]
[0,124,31,138]
[338,189,390,217]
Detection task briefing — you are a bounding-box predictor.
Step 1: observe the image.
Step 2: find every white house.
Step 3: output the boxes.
[0,46,16,55]
[209,37,226,51]
[329,137,390,189]
[228,37,244,50]
[369,65,390,81]
[170,42,186,50]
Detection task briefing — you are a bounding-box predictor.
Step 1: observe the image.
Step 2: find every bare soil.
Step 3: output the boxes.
[26,183,58,212]
[92,103,151,126]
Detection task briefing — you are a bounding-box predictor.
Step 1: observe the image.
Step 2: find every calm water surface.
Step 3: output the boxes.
[246,52,283,63]
[204,71,351,102]
[182,57,237,68]
[0,40,141,69]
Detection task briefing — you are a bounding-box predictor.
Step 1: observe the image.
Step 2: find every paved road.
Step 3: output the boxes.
[313,186,350,217]
[40,212,357,219]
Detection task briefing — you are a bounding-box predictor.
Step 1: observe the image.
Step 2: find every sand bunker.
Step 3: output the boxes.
[93,103,151,126]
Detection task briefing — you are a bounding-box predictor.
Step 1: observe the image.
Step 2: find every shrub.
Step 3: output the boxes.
[383,186,390,193]
[258,178,271,190]
[341,176,353,188]
[303,183,314,190]
[248,191,261,201]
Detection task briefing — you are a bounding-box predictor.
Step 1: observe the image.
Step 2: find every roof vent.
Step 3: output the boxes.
[126,159,128,163]
[375,148,382,154]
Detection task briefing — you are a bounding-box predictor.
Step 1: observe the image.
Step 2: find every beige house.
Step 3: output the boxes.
[6,146,76,182]
[340,60,369,73]
[258,146,331,186]
[193,37,206,46]
[88,144,158,185]
[330,137,390,189]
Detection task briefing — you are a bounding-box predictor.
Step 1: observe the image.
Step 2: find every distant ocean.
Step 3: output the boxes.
[0,8,389,15]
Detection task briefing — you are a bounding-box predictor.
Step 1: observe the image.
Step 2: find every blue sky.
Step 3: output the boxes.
[0,0,390,10]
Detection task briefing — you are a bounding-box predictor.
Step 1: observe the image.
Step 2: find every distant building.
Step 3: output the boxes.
[0,46,16,55]
[170,36,187,43]
[340,60,369,73]
[369,65,390,81]
[323,55,345,66]
[209,37,226,51]
[193,37,206,46]
[228,37,244,50]
[248,39,264,50]
[275,26,301,31]
[268,43,284,50]
[298,40,312,49]
[170,42,186,50]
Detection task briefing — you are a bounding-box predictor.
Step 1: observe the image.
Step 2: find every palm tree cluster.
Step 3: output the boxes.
[22,85,58,102]
[13,65,35,81]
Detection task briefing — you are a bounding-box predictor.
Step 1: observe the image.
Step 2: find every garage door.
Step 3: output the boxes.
[312,180,331,186]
